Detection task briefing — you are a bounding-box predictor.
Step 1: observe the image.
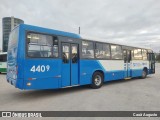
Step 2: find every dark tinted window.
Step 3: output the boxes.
[0,54,7,62]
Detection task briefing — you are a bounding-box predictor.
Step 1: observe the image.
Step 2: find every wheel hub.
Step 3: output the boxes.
[95,75,101,86]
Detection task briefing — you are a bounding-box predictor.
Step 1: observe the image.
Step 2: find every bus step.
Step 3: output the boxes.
[124,77,131,80]
[62,85,80,88]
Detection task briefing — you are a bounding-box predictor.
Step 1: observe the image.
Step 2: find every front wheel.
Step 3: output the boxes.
[141,69,147,79]
[91,72,103,89]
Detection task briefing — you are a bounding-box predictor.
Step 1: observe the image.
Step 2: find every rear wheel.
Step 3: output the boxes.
[141,69,147,79]
[91,72,103,89]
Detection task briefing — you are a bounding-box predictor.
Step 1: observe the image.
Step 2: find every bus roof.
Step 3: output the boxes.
[13,24,152,52]
[18,24,81,39]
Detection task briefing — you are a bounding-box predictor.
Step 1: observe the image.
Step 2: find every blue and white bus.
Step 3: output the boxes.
[7,24,155,90]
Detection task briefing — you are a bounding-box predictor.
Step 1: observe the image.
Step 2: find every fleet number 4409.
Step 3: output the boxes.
[30,65,50,72]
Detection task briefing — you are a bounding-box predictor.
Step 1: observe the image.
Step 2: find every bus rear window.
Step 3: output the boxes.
[27,33,58,58]
[8,27,19,50]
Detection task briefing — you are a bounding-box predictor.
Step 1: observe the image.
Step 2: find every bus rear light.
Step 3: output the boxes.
[28,78,36,80]
[27,82,31,86]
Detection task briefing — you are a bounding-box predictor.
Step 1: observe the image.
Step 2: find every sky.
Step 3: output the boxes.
[0,0,160,52]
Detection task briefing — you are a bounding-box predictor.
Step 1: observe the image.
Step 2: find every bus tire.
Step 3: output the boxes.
[141,69,147,79]
[91,72,103,89]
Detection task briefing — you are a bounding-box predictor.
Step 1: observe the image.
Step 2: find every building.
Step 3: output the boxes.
[2,17,24,52]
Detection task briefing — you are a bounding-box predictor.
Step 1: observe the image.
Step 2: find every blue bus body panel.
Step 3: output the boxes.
[105,70,124,81]
[61,60,71,87]
[131,69,143,77]
[24,59,62,89]
[79,60,125,85]
[71,62,79,85]
[61,60,79,87]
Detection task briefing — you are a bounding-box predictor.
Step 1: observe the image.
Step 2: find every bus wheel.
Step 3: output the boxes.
[141,69,147,79]
[91,72,103,89]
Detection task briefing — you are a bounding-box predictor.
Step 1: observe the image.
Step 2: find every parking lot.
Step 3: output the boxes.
[0,64,160,113]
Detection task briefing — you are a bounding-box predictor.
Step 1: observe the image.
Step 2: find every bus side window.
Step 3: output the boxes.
[123,50,127,63]
[95,43,110,59]
[142,49,147,60]
[27,33,59,58]
[133,49,142,60]
[62,45,69,63]
[53,39,59,58]
[82,41,94,58]
[72,45,78,63]
[111,45,122,59]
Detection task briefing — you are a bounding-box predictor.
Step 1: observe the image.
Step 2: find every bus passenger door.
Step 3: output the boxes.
[148,53,155,74]
[123,50,131,78]
[71,44,79,85]
[61,43,79,87]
